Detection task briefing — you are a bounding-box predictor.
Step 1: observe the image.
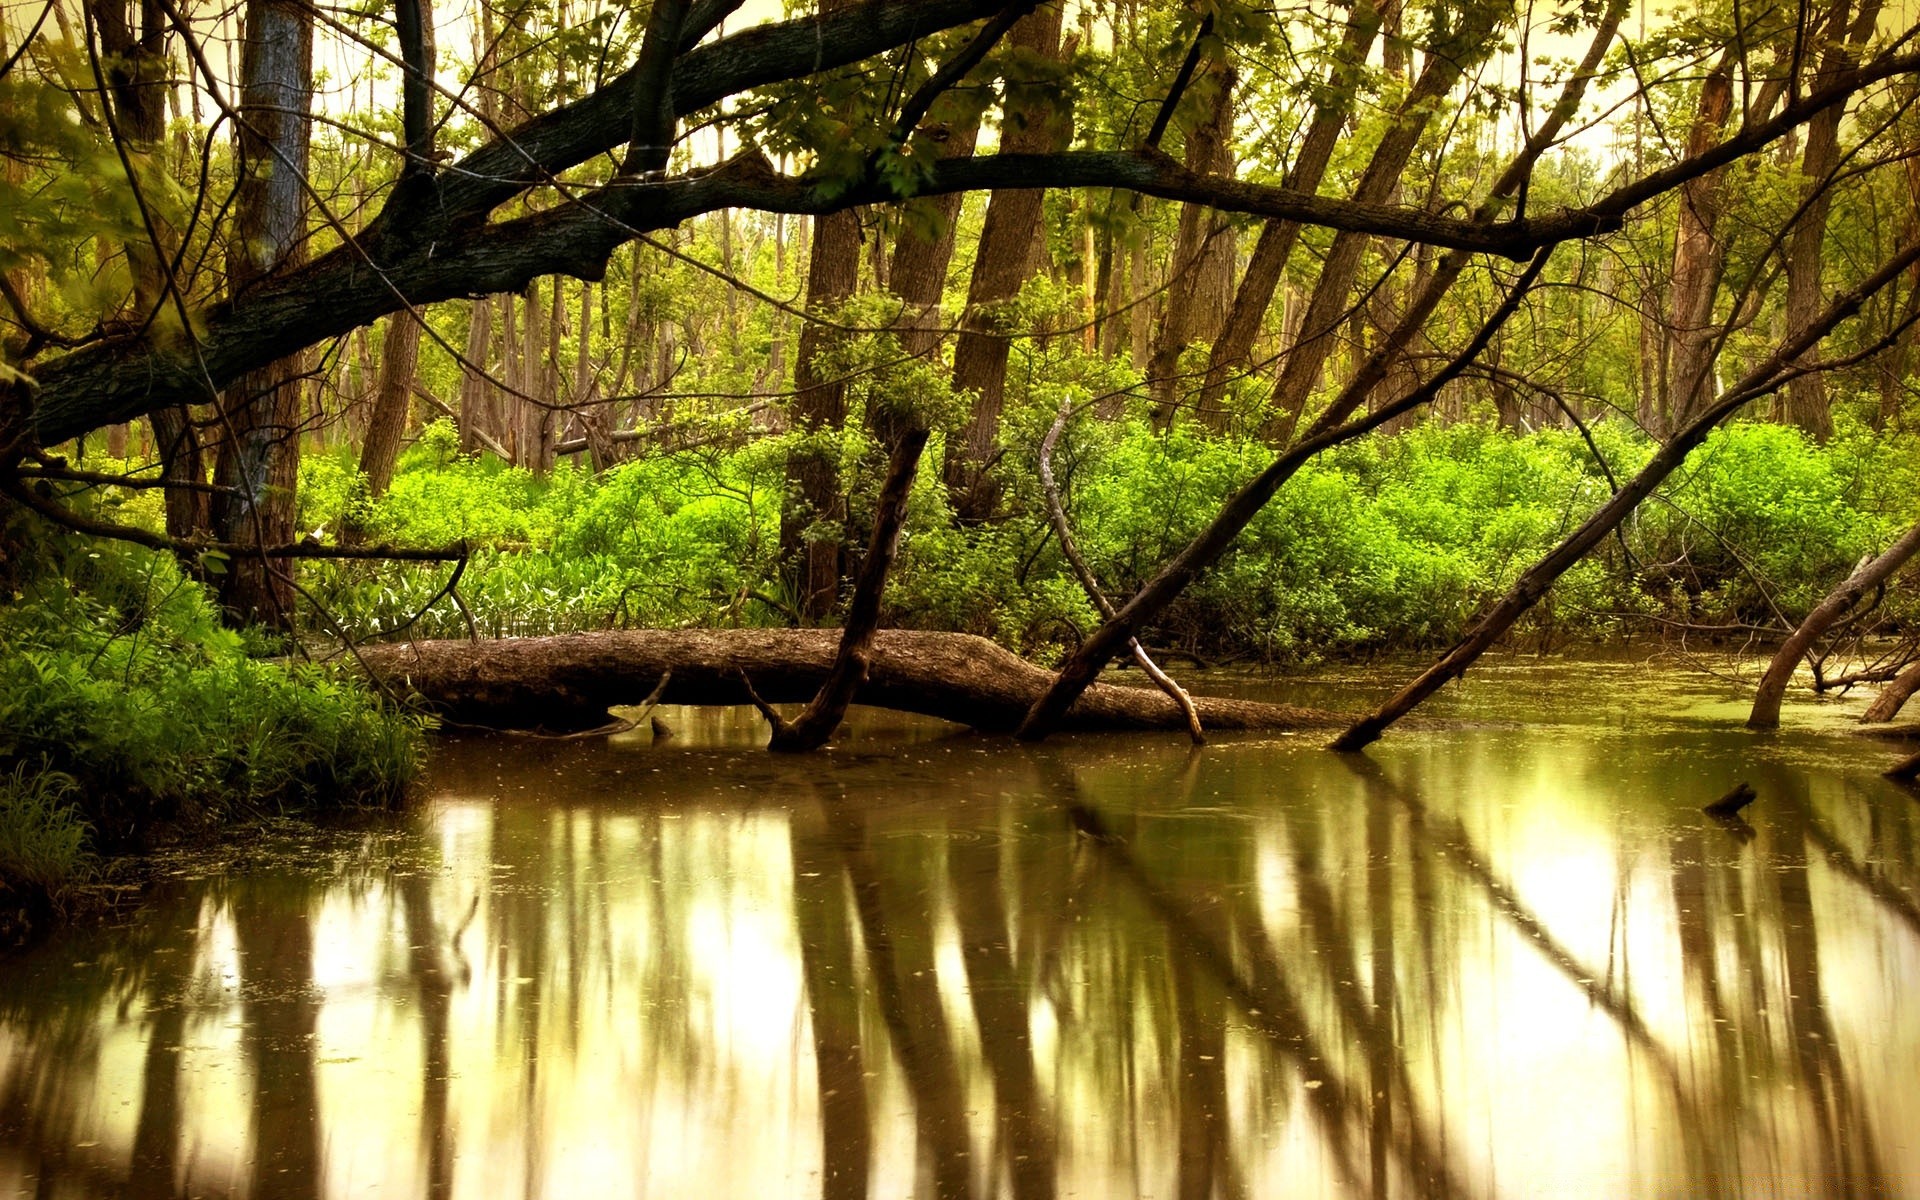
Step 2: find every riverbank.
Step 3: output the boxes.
[0,510,425,929]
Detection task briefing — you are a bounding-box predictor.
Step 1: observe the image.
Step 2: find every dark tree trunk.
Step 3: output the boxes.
[1145,55,1237,425]
[942,4,1067,523]
[783,206,862,618]
[1748,516,1920,728]
[359,311,423,498]
[889,119,980,358]
[211,0,313,628]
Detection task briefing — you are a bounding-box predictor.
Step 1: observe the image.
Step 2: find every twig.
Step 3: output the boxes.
[1037,396,1204,744]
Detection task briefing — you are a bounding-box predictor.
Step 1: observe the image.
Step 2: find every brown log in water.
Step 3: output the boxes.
[353,628,1341,735]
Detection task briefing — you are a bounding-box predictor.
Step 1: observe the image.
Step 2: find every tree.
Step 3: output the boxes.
[6,0,1920,753]
[208,0,315,628]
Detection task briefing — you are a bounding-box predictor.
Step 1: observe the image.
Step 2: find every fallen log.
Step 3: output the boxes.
[353,628,1344,735]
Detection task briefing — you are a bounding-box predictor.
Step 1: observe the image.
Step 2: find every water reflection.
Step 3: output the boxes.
[2,672,1918,1199]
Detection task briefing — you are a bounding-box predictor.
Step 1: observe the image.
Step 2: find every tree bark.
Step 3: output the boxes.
[1780,0,1885,441]
[457,298,497,454]
[783,205,862,618]
[888,117,980,357]
[359,311,423,498]
[943,4,1068,523]
[1862,657,1920,722]
[1661,54,1790,436]
[211,0,313,628]
[1145,55,1237,425]
[1748,517,1920,728]
[353,628,1344,735]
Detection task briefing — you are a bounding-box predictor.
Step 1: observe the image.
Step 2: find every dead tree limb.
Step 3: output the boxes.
[1017,248,1553,741]
[1333,237,1920,751]
[1749,517,1920,728]
[1037,397,1204,743]
[1862,658,1920,722]
[756,426,930,752]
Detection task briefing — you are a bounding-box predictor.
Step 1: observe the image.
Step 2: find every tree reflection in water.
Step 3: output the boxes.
[0,700,1917,1199]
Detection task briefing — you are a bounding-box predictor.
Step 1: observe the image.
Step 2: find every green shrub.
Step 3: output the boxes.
[0,503,426,901]
[0,762,89,898]
[297,403,1920,663]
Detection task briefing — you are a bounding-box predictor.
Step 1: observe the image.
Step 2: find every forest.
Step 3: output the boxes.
[3,0,1920,898]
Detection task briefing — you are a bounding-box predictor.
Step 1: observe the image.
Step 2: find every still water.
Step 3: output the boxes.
[2,659,1918,1199]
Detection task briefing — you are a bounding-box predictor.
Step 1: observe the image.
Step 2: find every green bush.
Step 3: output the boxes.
[1640,420,1920,621]
[0,762,88,898]
[295,404,1920,664]
[0,503,426,901]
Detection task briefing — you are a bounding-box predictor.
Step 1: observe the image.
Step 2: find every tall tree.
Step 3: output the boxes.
[1780,0,1887,439]
[209,0,314,627]
[943,3,1069,523]
[1145,51,1237,425]
[783,205,862,618]
[359,0,438,497]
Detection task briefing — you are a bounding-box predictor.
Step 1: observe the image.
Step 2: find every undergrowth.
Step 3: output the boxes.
[293,413,1920,662]
[0,500,426,918]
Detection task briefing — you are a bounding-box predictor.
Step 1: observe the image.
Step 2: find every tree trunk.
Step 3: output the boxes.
[359,311,423,498]
[1145,56,1237,425]
[150,406,210,540]
[943,4,1067,523]
[458,297,496,455]
[1780,0,1884,441]
[211,0,313,628]
[1262,0,1513,443]
[888,115,980,357]
[353,628,1344,735]
[1748,517,1920,727]
[783,206,862,618]
[1662,53,1755,438]
[1862,657,1920,722]
[358,0,436,496]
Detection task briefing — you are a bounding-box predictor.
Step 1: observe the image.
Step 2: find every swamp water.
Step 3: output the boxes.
[1,660,1917,1199]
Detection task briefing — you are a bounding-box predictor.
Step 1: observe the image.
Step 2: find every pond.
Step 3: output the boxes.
[2,657,1917,1199]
